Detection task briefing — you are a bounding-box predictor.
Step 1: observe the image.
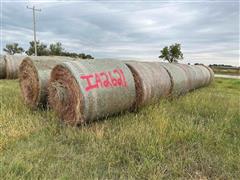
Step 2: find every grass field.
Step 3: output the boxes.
[211,67,240,76]
[0,78,239,179]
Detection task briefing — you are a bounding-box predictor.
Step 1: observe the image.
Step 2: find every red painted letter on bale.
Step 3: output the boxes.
[95,73,102,88]
[119,69,128,87]
[80,74,98,91]
[113,69,123,86]
[100,72,112,88]
[108,71,118,86]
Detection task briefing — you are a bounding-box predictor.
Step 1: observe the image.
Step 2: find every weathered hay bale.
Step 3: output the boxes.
[174,64,212,90]
[4,55,26,79]
[125,61,171,109]
[199,65,214,83]
[0,55,6,79]
[189,66,206,88]
[163,63,214,94]
[48,60,136,125]
[174,63,197,91]
[19,56,77,109]
[168,63,214,92]
[195,65,212,86]
[160,63,189,96]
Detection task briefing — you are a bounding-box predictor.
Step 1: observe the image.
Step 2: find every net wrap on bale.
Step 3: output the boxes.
[0,55,6,79]
[198,65,214,83]
[174,64,197,91]
[19,56,77,109]
[161,63,214,95]
[174,64,210,91]
[4,55,25,79]
[125,61,171,109]
[160,63,189,96]
[48,60,136,125]
[193,65,213,87]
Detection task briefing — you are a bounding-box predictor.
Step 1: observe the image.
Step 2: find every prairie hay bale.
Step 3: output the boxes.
[48,60,136,125]
[160,63,189,96]
[175,63,213,91]
[199,65,214,83]
[125,61,171,109]
[162,63,213,94]
[176,64,214,91]
[4,55,26,79]
[0,55,6,79]
[19,56,77,109]
[174,63,197,91]
[195,65,212,86]
[190,66,207,88]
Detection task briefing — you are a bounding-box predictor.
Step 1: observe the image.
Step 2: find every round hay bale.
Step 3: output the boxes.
[160,63,189,96]
[169,64,214,92]
[174,63,197,91]
[19,56,77,109]
[174,63,214,91]
[190,66,206,88]
[4,55,26,79]
[0,55,6,79]
[195,65,212,86]
[199,65,214,83]
[48,60,136,125]
[125,61,171,109]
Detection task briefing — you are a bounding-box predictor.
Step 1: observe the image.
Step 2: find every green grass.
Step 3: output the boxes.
[0,78,239,179]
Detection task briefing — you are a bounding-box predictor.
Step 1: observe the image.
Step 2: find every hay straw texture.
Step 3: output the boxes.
[161,63,189,96]
[193,65,213,87]
[174,64,209,91]
[0,55,6,79]
[4,55,26,79]
[48,60,136,125]
[126,61,171,109]
[199,65,215,83]
[162,63,214,95]
[19,56,77,109]
[174,64,197,92]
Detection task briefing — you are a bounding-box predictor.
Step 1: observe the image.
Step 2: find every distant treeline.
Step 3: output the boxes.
[3,41,94,59]
[209,64,239,70]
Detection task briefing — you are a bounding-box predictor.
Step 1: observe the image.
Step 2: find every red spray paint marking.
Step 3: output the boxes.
[80,74,99,92]
[80,68,128,92]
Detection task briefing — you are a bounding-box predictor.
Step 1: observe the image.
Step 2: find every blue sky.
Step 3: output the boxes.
[1,0,239,65]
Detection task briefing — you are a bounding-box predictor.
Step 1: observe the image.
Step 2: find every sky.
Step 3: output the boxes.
[1,0,239,66]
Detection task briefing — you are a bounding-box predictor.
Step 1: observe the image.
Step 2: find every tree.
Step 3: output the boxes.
[24,41,94,59]
[49,42,64,56]
[78,53,94,59]
[159,43,183,63]
[61,52,94,59]
[3,43,24,55]
[25,41,49,56]
[61,52,79,58]
[84,54,94,59]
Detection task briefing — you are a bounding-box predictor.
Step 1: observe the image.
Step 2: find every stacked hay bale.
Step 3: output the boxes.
[18,58,214,125]
[4,55,26,79]
[0,55,6,79]
[173,63,210,91]
[48,60,136,125]
[47,61,214,125]
[124,62,214,108]
[125,61,172,109]
[161,63,214,96]
[19,56,78,109]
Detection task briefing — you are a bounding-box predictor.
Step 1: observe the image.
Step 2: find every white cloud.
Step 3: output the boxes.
[1,1,239,66]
